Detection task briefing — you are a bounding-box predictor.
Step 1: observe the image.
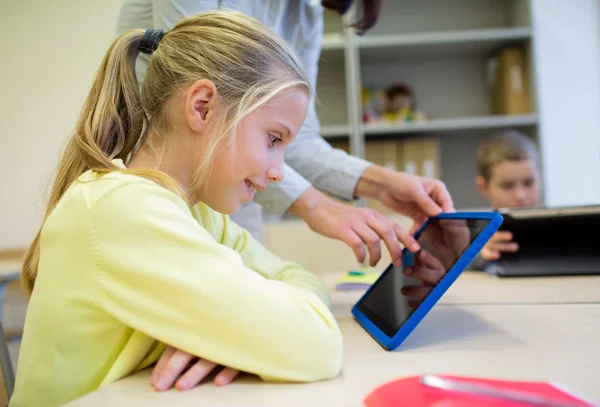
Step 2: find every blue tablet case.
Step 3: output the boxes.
[351,212,503,351]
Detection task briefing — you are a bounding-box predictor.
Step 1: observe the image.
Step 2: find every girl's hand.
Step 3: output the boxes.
[150,346,240,391]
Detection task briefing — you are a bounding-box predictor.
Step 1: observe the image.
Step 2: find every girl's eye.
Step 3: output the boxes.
[269,133,282,147]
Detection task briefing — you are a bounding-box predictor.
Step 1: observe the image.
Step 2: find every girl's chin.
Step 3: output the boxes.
[196,196,241,215]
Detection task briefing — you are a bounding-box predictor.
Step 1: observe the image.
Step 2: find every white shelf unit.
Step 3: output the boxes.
[362,114,538,135]
[355,27,532,50]
[316,0,539,209]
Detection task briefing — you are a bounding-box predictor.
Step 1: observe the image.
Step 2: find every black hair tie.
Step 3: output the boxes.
[139,28,164,55]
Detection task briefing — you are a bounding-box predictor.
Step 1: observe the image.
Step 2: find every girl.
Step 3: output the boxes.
[11,11,342,407]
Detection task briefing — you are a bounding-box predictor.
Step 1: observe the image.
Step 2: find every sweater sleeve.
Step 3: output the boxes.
[90,178,342,382]
[190,203,332,307]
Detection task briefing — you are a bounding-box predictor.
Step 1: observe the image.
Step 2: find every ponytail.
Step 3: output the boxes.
[22,30,183,297]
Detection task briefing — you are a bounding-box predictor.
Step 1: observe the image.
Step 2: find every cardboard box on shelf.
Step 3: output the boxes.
[397,137,441,179]
[365,140,398,213]
[487,45,530,115]
[323,138,357,206]
[328,139,350,154]
[365,137,441,213]
[419,138,441,180]
[365,140,398,173]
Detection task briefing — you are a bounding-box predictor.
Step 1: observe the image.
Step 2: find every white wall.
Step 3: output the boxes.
[0,0,123,249]
[531,0,600,207]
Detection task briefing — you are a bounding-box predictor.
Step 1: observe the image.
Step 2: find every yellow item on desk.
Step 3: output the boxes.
[335,269,380,291]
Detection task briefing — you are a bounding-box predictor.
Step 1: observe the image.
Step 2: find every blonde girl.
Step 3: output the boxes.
[12,11,342,407]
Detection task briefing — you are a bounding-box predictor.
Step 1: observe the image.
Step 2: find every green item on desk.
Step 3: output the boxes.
[349,270,367,276]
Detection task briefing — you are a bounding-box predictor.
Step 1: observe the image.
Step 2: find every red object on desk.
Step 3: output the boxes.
[364,375,596,407]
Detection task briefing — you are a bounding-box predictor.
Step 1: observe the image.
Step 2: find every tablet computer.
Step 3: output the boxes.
[351,212,503,351]
[488,205,600,277]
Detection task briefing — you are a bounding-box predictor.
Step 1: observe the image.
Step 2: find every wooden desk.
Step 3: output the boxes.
[442,271,600,304]
[66,303,600,406]
[327,271,600,316]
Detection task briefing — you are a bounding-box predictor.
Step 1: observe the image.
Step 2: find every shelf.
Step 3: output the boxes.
[321,124,350,138]
[357,27,531,48]
[321,33,345,51]
[357,27,532,59]
[362,114,538,136]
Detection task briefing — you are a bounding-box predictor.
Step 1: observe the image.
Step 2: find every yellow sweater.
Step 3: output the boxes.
[10,163,343,407]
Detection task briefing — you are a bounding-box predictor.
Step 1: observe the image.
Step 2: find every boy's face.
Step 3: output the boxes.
[476,159,541,209]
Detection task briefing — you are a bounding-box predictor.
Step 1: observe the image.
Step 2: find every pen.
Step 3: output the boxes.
[420,375,595,407]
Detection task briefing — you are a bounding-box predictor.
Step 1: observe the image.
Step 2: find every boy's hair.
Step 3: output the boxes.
[476,129,539,181]
[21,11,310,296]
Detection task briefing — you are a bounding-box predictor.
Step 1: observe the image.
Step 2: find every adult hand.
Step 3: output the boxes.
[289,187,420,267]
[354,165,455,234]
[418,217,471,267]
[399,218,469,308]
[401,249,446,308]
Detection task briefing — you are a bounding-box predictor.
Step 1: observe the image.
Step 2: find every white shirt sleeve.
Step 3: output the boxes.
[280,3,372,202]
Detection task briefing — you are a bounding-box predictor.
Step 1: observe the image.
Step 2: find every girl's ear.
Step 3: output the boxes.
[184,79,219,134]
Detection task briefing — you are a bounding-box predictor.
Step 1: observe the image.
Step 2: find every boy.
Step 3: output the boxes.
[472,129,542,267]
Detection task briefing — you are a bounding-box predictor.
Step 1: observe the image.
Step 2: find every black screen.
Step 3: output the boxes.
[499,211,600,274]
[356,218,489,337]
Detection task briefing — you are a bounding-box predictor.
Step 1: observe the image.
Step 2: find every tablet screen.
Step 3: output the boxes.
[356,218,490,337]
